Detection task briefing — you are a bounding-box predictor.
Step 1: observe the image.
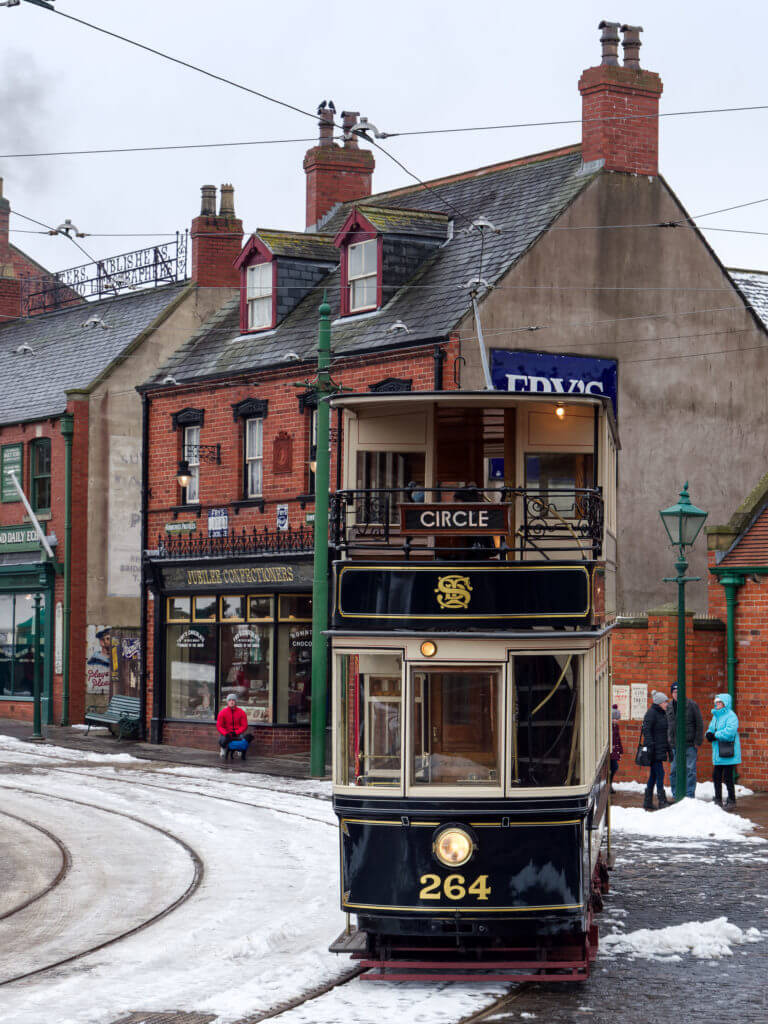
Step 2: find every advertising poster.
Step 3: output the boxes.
[630,683,649,720]
[86,624,111,694]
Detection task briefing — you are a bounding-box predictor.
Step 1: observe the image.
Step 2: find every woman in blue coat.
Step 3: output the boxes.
[705,693,741,809]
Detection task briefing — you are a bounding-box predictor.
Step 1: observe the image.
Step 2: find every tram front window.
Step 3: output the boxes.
[411,669,500,786]
[512,654,581,787]
[336,651,403,787]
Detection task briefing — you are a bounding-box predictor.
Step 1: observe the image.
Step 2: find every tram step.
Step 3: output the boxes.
[329,927,368,954]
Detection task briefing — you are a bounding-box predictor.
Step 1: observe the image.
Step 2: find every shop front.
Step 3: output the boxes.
[149,557,314,753]
[0,543,56,722]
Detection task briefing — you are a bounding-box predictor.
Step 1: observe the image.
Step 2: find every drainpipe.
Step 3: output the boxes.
[433,344,446,391]
[138,393,150,740]
[718,572,744,709]
[60,412,74,726]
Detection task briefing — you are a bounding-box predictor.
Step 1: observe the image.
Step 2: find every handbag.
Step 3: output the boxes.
[717,738,735,759]
[635,731,652,767]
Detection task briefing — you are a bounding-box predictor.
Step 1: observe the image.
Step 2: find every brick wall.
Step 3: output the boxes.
[611,610,728,785]
[191,214,243,288]
[163,720,310,755]
[578,64,664,175]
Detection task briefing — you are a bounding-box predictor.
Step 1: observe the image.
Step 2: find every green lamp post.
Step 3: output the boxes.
[30,592,44,742]
[659,482,708,802]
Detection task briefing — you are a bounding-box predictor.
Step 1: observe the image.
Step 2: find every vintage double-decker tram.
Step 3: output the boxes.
[328,389,618,981]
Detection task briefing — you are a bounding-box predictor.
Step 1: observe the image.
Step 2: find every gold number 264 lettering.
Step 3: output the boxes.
[419,873,492,901]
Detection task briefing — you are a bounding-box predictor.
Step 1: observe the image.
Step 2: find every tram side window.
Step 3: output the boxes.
[511,655,581,787]
[336,651,403,787]
[411,670,501,787]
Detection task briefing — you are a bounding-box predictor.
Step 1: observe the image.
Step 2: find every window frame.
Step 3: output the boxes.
[347,238,378,313]
[245,417,263,499]
[245,260,275,332]
[340,233,381,316]
[30,437,51,514]
[182,425,200,505]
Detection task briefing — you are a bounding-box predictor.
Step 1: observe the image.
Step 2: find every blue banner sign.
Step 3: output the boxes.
[490,350,617,413]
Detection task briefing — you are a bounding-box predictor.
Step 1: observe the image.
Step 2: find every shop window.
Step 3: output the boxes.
[411,669,500,787]
[245,417,263,498]
[524,453,594,517]
[167,597,191,622]
[30,438,51,513]
[220,595,247,621]
[248,595,274,621]
[183,425,201,504]
[511,654,580,787]
[336,650,403,787]
[355,451,426,524]
[347,239,378,312]
[0,593,45,698]
[220,621,272,723]
[193,595,217,622]
[165,622,216,720]
[278,594,312,621]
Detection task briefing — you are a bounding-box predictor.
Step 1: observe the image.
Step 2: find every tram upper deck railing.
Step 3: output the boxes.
[329,485,604,562]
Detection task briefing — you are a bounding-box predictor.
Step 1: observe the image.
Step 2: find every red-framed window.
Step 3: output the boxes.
[335,211,382,317]
[235,235,277,334]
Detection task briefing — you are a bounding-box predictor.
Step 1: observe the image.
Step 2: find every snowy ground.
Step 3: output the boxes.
[1,735,766,1024]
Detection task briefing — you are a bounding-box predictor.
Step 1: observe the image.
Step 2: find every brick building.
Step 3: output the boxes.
[0,182,239,726]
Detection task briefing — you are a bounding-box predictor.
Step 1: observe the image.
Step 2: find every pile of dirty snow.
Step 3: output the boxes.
[603,917,763,960]
[610,797,763,843]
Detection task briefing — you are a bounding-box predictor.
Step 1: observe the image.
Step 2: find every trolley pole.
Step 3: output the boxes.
[309,293,332,778]
[30,592,44,741]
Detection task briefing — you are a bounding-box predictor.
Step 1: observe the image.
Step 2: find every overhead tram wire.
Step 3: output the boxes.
[0,137,323,160]
[26,2,333,128]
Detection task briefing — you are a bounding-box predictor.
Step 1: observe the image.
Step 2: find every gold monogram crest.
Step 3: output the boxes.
[434,574,473,610]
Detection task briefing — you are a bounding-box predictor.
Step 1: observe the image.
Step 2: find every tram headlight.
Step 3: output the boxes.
[433,827,474,867]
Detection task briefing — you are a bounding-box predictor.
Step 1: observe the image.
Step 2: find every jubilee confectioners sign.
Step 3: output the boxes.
[161,560,313,592]
[334,563,592,629]
[400,503,509,536]
[1,444,23,504]
[490,350,618,413]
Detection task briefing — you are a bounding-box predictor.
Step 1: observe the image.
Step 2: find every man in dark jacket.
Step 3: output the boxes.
[666,682,704,799]
[642,691,671,811]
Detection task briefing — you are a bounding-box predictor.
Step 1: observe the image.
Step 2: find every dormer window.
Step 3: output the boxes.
[348,239,378,312]
[246,263,273,330]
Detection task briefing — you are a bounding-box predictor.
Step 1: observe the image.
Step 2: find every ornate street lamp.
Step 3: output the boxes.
[659,482,707,802]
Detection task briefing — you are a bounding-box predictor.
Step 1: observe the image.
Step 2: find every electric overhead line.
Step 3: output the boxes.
[18,1,330,127]
[0,137,326,159]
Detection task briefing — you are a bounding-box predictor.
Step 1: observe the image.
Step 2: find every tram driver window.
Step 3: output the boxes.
[355,451,425,524]
[525,453,594,517]
[411,669,500,787]
[511,654,581,787]
[336,651,403,787]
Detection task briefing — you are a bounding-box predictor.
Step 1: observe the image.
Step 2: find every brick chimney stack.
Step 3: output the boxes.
[578,22,663,176]
[303,102,375,231]
[0,179,21,321]
[190,183,243,288]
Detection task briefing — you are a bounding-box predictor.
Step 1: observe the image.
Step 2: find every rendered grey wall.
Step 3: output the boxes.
[459,171,765,613]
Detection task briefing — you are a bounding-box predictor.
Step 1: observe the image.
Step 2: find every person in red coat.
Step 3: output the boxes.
[216,693,248,759]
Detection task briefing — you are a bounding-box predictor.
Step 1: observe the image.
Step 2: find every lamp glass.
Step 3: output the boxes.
[659,483,707,550]
[420,640,437,658]
[177,459,191,489]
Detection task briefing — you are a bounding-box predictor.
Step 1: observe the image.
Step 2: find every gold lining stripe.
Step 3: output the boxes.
[469,819,581,828]
[341,818,581,828]
[342,901,584,913]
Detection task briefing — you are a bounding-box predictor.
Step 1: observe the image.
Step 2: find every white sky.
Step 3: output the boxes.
[1,0,767,274]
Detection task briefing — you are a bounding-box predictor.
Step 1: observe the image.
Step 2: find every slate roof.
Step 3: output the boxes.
[149,144,597,385]
[352,205,450,238]
[256,230,337,261]
[728,269,768,330]
[0,281,188,424]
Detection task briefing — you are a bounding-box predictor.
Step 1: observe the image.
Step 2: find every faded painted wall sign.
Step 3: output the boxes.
[491,350,618,414]
[107,436,141,598]
[86,624,111,694]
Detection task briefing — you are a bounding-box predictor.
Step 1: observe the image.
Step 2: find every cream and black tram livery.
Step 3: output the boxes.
[328,380,618,981]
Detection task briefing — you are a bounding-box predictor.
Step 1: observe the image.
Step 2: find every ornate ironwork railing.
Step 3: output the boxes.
[23,232,189,314]
[329,485,604,561]
[155,524,314,560]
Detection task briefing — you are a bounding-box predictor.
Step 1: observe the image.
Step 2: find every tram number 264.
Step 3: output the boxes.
[419,873,492,901]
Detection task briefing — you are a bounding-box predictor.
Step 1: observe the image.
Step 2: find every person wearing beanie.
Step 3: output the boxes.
[666,682,704,799]
[641,692,671,810]
[610,705,623,793]
[215,692,249,760]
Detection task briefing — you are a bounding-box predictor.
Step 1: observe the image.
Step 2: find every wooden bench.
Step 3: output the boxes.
[84,695,141,740]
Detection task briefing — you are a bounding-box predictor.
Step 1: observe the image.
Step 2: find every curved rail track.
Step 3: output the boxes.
[0,786,204,987]
[0,808,72,921]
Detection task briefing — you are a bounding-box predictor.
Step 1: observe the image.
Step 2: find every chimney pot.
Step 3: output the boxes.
[341,110,360,149]
[598,20,621,66]
[316,101,335,147]
[219,183,236,217]
[200,184,217,216]
[303,103,375,230]
[621,24,643,69]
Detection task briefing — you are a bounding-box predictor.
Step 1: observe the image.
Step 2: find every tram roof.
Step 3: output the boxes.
[330,390,620,446]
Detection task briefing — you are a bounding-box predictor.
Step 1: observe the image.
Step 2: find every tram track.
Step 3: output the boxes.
[0,808,72,921]
[0,785,204,987]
